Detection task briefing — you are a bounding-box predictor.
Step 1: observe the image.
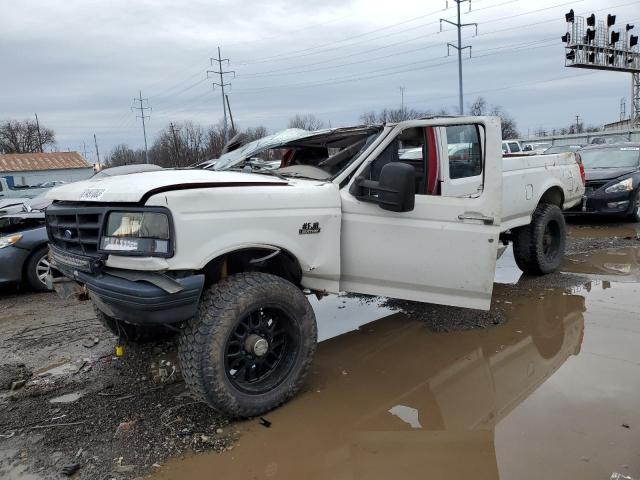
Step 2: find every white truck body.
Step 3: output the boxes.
[48,117,583,311]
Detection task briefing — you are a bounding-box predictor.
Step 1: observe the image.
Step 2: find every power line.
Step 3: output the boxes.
[131,90,152,164]
[207,46,235,140]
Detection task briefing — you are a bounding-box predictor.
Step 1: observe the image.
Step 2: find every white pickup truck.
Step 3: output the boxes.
[45,116,584,416]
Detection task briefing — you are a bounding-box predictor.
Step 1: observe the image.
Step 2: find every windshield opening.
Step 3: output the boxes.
[204,127,383,180]
[580,147,640,169]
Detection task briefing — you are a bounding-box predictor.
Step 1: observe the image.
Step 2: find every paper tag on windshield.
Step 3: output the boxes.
[79,188,106,200]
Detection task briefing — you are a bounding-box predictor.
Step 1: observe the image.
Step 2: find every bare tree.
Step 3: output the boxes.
[104,144,146,167]
[359,107,434,124]
[288,114,327,131]
[467,97,520,139]
[0,119,56,153]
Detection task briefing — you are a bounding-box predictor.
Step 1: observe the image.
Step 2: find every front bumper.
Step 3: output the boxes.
[0,245,30,286]
[565,189,636,216]
[49,250,204,325]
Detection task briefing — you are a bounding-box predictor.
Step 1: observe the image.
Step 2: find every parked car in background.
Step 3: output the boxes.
[523,142,552,154]
[566,144,640,222]
[589,135,629,145]
[0,177,51,200]
[502,140,527,156]
[0,204,52,291]
[543,145,583,155]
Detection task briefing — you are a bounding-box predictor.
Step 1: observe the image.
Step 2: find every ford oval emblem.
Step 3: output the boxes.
[64,229,74,239]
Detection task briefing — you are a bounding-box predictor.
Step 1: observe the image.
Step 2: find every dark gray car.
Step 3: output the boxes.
[0,211,51,291]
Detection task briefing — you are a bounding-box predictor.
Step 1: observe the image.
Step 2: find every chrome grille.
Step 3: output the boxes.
[46,202,106,257]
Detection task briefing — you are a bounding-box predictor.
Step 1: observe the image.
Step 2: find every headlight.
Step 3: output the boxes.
[100,211,171,255]
[604,178,633,193]
[0,234,22,249]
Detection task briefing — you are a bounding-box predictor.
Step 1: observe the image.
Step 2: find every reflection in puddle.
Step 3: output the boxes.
[562,247,640,282]
[494,246,522,285]
[152,287,594,480]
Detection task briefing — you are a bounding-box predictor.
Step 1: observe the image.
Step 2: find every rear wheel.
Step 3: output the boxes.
[178,272,317,417]
[93,305,177,343]
[24,247,52,292]
[513,203,566,275]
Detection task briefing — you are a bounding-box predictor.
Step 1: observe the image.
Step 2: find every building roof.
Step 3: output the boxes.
[0,152,92,173]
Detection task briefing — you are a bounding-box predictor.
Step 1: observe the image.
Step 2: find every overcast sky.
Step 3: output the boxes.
[1,0,638,161]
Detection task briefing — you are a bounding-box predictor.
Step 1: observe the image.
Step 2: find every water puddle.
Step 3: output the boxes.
[568,225,640,239]
[562,246,640,282]
[49,391,84,404]
[149,278,640,480]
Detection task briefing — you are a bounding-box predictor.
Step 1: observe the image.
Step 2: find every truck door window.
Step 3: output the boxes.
[508,142,521,153]
[445,125,482,179]
[369,127,428,194]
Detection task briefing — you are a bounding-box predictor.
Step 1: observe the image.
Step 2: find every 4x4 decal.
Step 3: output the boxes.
[299,222,321,235]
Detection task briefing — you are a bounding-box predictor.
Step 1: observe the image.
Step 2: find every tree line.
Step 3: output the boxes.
[6,95,597,163]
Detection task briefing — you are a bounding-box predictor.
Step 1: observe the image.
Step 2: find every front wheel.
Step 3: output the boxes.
[627,190,640,223]
[24,247,52,292]
[178,272,317,417]
[513,203,567,275]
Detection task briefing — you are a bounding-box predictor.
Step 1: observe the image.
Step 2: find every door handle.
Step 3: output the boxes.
[458,213,494,225]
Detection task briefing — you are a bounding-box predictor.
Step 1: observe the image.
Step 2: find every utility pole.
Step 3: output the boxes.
[169,122,181,166]
[575,115,581,133]
[207,46,235,142]
[225,94,236,132]
[93,133,101,169]
[441,1,477,115]
[620,97,626,121]
[34,113,43,152]
[131,90,151,163]
[81,142,88,160]
[399,86,405,111]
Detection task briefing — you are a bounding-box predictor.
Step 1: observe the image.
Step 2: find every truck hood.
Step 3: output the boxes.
[46,169,288,203]
[585,167,638,182]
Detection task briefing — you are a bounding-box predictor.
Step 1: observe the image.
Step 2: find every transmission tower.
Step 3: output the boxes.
[131,90,151,164]
[441,0,478,115]
[207,46,235,142]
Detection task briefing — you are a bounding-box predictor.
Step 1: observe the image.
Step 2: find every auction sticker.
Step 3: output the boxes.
[79,188,106,200]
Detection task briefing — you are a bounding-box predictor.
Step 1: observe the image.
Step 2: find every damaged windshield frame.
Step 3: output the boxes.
[203,127,383,181]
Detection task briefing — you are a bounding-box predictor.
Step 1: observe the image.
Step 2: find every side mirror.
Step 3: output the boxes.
[378,163,415,212]
[351,162,415,213]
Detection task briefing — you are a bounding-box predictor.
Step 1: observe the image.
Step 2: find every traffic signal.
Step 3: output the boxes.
[631,35,639,48]
[608,54,615,65]
[610,31,620,44]
[626,24,634,31]
[566,50,576,60]
[588,52,595,62]
[587,14,596,26]
[607,14,616,27]
[565,9,575,23]
[561,32,570,43]
[586,28,595,43]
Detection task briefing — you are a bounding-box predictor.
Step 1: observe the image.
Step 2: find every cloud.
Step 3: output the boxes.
[0,0,636,159]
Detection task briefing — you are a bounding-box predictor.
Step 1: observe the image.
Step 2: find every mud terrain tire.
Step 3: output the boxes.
[178,272,317,418]
[93,306,177,343]
[513,203,566,275]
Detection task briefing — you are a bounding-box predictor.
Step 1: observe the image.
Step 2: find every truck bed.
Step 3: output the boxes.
[501,152,582,231]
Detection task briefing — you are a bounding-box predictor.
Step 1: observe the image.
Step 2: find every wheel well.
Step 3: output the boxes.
[539,187,564,208]
[200,248,303,289]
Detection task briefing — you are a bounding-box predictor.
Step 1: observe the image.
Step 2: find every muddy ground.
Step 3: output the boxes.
[1,221,639,479]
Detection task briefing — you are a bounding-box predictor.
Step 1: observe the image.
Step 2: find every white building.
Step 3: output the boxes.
[0,152,94,186]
